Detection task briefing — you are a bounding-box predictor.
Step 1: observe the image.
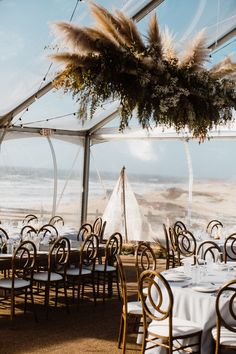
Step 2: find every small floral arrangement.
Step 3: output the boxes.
[50,2,236,141]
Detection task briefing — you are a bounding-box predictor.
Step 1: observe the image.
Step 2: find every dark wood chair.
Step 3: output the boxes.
[49,215,64,227]
[0,240,37,320]
[94,232,122,301]
[206,220,223,238]
[197,240,223,263]
[224,233,236,262]
[33,236,70,317]
[176,229,197,265]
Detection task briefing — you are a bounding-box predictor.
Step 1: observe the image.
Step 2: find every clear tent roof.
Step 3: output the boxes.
[0,0,236,133]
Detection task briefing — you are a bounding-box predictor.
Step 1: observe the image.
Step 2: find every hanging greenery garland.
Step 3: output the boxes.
[50,2,236,141]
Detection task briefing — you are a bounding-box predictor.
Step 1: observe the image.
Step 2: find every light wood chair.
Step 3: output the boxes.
[33,236,70,317]
[116,255,142,353]
[94,232,122,301]
[139,269,202,354]
[0,240,37,320]
[211,278,236,354]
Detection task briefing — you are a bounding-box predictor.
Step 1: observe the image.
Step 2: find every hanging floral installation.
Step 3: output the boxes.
[50,2,236,141]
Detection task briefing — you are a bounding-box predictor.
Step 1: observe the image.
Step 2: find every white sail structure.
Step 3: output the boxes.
[102,167,153,242]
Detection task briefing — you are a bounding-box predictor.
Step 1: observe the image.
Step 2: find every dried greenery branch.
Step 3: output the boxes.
[50,2,236,141]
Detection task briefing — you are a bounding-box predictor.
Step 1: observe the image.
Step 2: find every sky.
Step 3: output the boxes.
[0,0,236,180]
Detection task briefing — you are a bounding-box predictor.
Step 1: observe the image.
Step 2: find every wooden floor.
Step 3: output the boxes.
[0,255,166,354]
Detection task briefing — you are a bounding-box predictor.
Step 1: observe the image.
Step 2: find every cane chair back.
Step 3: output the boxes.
[139,270,202,354]
[206,220,223,238]
[176,230,197,263]
[0,240,37,320]
[77,223,92,241]
[212,279,236,354]
[135,242,157,279]
[92,217,103,237]
[20,225,37,242]
[49,215,64,227]
[197,241,223,263]
[116,255,143,353]
[22,214,38,225]
[224,233,236,262]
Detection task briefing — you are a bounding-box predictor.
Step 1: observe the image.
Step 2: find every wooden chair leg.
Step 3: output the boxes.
[24,287,28,313]
[55,282,59,308]
[30,286,38,322]
[118,315,124,349]
[10,289,15,320]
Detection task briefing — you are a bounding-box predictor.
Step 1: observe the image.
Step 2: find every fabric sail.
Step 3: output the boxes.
[102,167,153,242]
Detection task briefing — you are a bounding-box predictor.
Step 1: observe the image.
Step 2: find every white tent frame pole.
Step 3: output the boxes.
[81,134,91,224]
[47,136,58,218]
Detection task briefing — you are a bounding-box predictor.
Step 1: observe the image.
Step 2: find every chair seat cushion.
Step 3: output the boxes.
[33,272,62,282]
[0,278,30,289]
[212,326,236,347]
[94,264,116,272]
[66,268,92,276]
[125,301,142,315]
[149,317,202,337]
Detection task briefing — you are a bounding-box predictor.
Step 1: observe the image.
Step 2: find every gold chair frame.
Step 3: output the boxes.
[139,270,202,354]
[213,279,236,354]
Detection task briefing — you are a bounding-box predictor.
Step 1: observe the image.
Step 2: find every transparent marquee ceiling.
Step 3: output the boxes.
[0,0,235,133]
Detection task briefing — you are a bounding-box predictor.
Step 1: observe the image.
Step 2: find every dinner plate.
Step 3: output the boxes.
[192,285,218,293]
[165,274,190,282]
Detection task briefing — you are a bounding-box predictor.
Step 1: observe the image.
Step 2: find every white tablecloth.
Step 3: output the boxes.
[146,265,236,354]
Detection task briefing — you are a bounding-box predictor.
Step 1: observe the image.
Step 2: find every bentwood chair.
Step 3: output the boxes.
[0,240,37,320]
[20,225,37,242]
[0,227,9,252]
[224,233,236,262]
[135,242,157,280]
[197,240,223,263]
[92,217,103,238]
[77,223,92,241]
[206,220,223,238]
[94,232,122,301]
[65,233,98,307]
[37,224,59,244]
[22,214,38,225]
[116,255,142,354]
[139,270,202,354]
[173,220,187,236]
[163,225,178,269]
[176,230,197,265]
[49,215,64,227]
[33,237,70,317]
[211,279,236,354]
